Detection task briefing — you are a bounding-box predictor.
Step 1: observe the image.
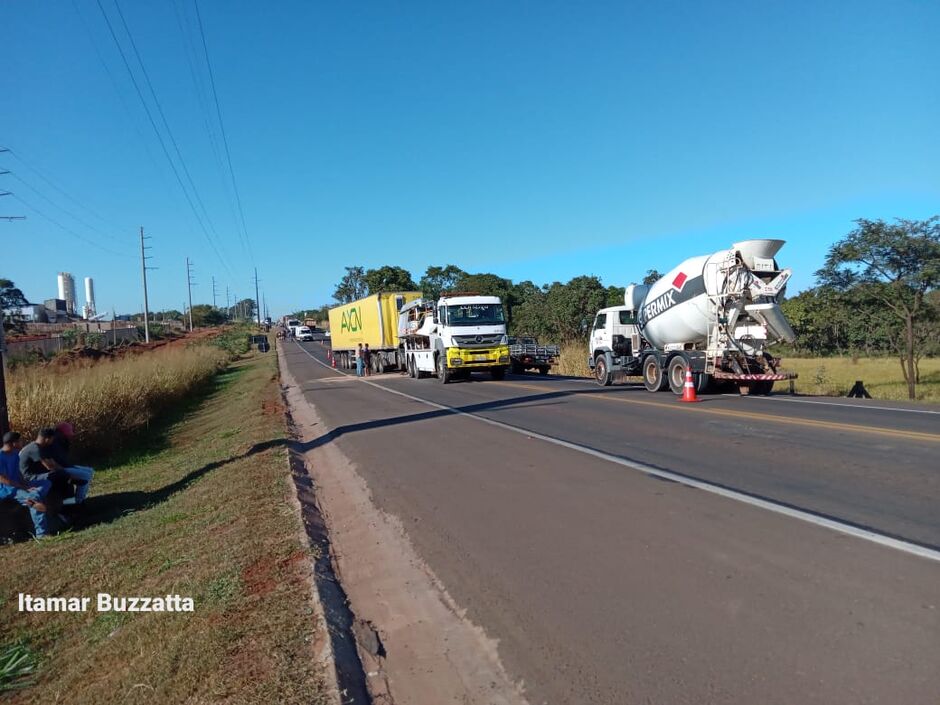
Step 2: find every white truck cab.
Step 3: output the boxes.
[399,295,511,383]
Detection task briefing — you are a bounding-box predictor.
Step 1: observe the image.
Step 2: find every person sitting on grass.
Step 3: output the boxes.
[1,431,51,539]
[50,422,94,506]
[19,427,72,502]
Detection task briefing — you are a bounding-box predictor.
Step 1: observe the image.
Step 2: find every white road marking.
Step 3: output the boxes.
[722,394,940,415]
[292,341,940,563]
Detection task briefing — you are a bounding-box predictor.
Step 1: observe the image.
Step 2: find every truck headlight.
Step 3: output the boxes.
[452,358,462,365]
[499,355,509,363]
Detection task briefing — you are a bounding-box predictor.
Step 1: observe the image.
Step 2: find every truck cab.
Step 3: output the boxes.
[399,295,511,383]
[589,306,643,383]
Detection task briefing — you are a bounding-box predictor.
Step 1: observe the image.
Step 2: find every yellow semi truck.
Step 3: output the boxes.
[327,292,422,373]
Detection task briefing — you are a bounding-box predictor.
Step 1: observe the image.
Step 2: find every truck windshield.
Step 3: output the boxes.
[445,304,505,326]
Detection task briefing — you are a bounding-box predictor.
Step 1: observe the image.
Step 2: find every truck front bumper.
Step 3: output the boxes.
[446,346,510,369]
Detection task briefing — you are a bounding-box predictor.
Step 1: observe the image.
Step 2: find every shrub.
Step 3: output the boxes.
[7,344,230,457]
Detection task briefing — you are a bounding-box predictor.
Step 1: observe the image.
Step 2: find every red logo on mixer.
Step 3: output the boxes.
[672,272,688,290]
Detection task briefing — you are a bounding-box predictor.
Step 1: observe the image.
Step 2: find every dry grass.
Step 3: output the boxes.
[7,344,230,457]
[781,357,940,402]
[557,341,940,403]
[0,351,329,704]
[557,341,592,378]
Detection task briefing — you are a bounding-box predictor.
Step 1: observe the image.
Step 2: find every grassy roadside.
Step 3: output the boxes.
[0,350,328,704]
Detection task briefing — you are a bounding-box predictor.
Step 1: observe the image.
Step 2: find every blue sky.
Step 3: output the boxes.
[2,0,938,316]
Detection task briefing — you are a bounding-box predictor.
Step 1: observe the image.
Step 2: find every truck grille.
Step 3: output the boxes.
[453,334,503,347]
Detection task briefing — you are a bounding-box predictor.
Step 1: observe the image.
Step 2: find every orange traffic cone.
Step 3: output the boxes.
[680,368,700,403]
[331,354,337,368]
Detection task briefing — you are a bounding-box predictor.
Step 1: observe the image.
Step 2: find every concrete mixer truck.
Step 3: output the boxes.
[588,239,798,395]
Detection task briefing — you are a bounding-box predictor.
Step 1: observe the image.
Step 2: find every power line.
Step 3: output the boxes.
[13,194,133,258]
[94,0,234,278]
[6,170,129,246]
[111,0,228,258]
[193,0,253,261]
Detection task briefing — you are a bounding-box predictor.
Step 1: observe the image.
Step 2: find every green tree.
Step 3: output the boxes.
[1,278,29,333]
[190,304,228,327]
[333,266,367,303]
[509,281,550,338]
[544,276,609,342]
[816,216,940,399]
[454,272,518,323]
[419,265,466,300]
[642,269,663,286]
[364,265,417,294]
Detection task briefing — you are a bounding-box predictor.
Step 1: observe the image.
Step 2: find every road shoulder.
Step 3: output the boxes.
[278,343,529,705]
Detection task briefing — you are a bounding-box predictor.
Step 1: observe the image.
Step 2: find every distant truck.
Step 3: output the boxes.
[588,239,797,395]
[398,295,510,383]
[508,336,559,375]
[327,292,422,373]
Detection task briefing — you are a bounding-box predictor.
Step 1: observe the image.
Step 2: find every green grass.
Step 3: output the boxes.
[782,356,940,402]
[0,352,329,704]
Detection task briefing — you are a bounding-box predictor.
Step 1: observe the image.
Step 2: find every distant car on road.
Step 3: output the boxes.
[296,326,314,342]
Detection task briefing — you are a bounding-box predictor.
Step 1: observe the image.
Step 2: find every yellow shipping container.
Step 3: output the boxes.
[327,292,422,352]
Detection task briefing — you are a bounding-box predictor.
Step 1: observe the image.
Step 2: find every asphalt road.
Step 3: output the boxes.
[286,340,940,704]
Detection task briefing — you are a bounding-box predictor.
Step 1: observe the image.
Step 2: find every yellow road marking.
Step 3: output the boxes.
[493,381,940,444]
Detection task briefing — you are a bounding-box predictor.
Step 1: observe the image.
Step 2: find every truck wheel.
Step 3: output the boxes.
[695,372,712,394]
[594,355,613,386]
[510,362,523,374]
[538,366,549,376]
[753,380,773,395]
[667,356,689,395]
[436,355,451,384]
[491,367,505,381]
[642,356,668,392]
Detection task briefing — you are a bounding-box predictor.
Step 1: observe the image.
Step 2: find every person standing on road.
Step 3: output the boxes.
[363,343,372,376]
[356,343,365,377]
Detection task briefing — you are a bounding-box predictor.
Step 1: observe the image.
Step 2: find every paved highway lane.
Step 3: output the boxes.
[285,341,940,704]
[298,341,940,549]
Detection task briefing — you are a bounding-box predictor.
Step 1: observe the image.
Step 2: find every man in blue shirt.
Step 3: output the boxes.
[1,431,50,538]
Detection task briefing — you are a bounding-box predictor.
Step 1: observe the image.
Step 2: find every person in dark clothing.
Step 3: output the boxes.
[19,428,71,499]
[50,422,94,505]
[363,343,373,376]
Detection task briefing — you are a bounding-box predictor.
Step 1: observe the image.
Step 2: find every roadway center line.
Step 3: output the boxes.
[290,341,940,564]
[721,394,940,415]
[494,381,940,443]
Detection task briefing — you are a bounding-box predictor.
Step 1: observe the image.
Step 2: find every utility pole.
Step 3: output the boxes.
[0,319,9,436]
[225,286,231,320]
[211,276,218,309]
[253,268,261,327]
[186,257,195,332]
[139,226,153,343]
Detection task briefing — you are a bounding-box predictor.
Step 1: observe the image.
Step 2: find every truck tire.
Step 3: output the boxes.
[491,367,505,381]
[667,356,689,395]
[695,372,712,394]
[642,356,668,392]
[594,355,613,386]
[752,380,773,395]
[538,366,549,376]
[436,355,451,384]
